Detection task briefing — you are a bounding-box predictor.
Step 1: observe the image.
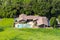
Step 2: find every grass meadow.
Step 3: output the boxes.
[0,18,60,40]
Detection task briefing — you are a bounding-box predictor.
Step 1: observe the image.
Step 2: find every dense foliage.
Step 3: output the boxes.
[50,17,58,28]
[58,15,60,22]
[0,0,60,19]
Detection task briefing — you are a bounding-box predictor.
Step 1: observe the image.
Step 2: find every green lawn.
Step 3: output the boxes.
[0,28,60,40]
[0,18,14,28]
[0,18,60,40]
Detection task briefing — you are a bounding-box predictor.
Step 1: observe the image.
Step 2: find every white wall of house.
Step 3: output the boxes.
[15,23,20,28]
[56,19,60,24]
[15,24,33,28]
[27,21,34,28]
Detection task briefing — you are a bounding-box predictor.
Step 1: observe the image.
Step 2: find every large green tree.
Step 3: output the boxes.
[0,0,60,18]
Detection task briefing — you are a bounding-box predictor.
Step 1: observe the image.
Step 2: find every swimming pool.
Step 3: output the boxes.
[15,24,32,28]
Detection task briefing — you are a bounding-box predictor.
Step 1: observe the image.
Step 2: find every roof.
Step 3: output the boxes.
[18,14,27,21]
[18,14,48,26]
[37,17,48,26]
[19,14,40,20]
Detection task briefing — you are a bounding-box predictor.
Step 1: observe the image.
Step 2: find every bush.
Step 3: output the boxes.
[58,15,60,22]
[50,17,58,28]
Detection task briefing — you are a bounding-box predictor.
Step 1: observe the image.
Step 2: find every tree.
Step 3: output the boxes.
[50,17,57,28]
[0,0,60,18]
[51,0,60,17]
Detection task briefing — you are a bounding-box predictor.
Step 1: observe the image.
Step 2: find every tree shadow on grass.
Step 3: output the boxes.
[10,37,25,40]
[0,27,4,32]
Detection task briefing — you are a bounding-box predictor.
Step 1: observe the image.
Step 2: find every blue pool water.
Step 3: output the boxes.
[16,24,32,28]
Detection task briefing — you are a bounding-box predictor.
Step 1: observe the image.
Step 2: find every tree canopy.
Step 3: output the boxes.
[0,0,60,19]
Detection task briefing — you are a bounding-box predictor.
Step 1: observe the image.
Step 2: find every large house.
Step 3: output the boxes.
[14,14,49,28]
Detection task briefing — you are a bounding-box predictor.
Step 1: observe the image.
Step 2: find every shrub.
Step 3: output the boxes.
[58,15,60,22]
[50,17,58,28]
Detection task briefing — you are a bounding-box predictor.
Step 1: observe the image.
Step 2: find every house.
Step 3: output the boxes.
[14,14,49,28]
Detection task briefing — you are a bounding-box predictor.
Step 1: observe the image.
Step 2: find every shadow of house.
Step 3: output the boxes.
[38,24,48,28]
[14,14,49,28]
